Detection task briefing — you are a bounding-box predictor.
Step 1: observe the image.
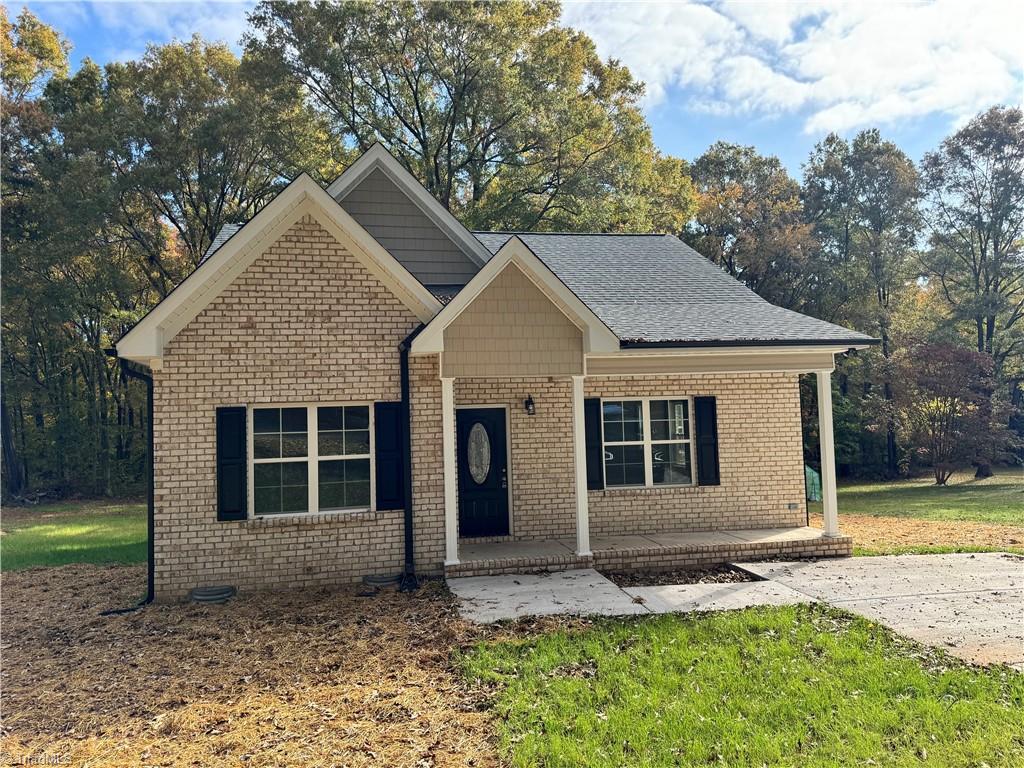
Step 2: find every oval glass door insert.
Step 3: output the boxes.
[467,422,491,484]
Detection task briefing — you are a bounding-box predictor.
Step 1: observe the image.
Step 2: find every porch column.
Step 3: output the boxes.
[571,375,592,556]
[441,376,459,564]
[816,369,841,537]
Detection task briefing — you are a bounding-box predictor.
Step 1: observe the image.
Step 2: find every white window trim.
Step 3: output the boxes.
[600,396,697,489]
[247,403,376,518]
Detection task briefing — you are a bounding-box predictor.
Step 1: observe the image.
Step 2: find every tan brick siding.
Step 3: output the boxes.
[153,213,426,600]
[453,378,577,540]
[442,263,583,378]
[585,373,807,536]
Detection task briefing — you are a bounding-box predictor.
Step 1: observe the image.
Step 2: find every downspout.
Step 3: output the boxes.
[397,324,425,592]
[106,349,155,606]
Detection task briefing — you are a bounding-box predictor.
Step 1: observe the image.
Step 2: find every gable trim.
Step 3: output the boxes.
[327,144,491,268]
[116,174,443,366]
[410,237,620,357]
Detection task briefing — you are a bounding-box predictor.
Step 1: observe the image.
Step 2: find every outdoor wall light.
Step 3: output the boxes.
[524,395,536,415]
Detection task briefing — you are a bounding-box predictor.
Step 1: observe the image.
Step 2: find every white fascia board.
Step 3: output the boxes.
[410,236,620,356]
[326,143,491,268]
[592,343,867,358]
[116,173,442,363]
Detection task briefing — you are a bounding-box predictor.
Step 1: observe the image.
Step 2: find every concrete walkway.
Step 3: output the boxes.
[447,568,811,623]
[739,553,1024,668]
[448,552,1024,669]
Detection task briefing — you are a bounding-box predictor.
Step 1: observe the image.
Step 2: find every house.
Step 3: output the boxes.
[116,145,875,601]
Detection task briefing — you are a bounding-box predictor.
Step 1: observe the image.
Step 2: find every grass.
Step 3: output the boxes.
[1,500,146,571]
[463,606,1024,768]
[809,470,1024,526]
[854,544,1024,556]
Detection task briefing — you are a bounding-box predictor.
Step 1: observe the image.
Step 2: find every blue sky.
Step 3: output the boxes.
[18,0,1023,176]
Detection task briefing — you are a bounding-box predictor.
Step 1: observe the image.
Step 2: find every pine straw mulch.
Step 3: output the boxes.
[601,564,755,588]
[809,512,1024,552]
[0,564,544,768]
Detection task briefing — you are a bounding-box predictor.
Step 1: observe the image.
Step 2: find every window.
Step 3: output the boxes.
[251,404,373,516]
[602,398,694,487]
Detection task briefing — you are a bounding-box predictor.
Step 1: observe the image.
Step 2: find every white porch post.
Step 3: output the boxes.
[441,376,459,564]
[816,369,841,537]
[571,375,592,556]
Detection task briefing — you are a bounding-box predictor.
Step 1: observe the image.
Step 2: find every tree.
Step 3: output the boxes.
[245,0,693,232]
[803,130,921,477]
[1,7,70,497]
[920,106,1024,370]
[894,342,1013,484]
[920,106,1024,474]
[684,142,817,309]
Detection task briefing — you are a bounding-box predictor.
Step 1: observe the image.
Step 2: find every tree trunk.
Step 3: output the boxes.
[1,385,25,497]
[974,463,993,479]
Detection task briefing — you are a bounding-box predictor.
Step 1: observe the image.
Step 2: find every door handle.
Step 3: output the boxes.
[501,467,507,489]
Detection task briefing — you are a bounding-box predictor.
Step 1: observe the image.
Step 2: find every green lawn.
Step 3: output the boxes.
[809,470,1024,526]
[1,500,146,571]
[463,606,1024,768]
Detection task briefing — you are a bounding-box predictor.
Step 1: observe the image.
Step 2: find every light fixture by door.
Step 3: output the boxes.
[524,395,535,415]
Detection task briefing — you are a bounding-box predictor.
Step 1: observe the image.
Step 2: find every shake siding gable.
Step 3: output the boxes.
[441,263,585,378]
[338,167,479,285]
[152,213,427,599]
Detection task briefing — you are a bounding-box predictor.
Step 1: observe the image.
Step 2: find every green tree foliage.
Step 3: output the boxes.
[684,142,816,309]
[245,0,693,232]
[803,130,921,476]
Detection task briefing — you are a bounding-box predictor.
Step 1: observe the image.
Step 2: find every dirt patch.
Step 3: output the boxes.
[601,565,756,588]
[0,564,498,767]
[811,513,1024,552]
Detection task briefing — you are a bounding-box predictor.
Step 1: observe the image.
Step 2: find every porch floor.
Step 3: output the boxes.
[445,526,853,578]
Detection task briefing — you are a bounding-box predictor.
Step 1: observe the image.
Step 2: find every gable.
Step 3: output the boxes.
[442,262,584,378]
[338,167,479,286]
[165,213,422,385]
[116,174,442,366]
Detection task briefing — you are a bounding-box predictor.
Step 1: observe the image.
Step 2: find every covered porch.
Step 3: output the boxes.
[409,236,852,577]
[445,525,852,578]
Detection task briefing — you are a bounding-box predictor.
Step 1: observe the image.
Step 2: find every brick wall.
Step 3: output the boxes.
[585,373,807,536]
[153,213,428,600]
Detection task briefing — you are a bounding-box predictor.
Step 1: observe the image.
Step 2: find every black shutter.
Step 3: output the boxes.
[694,396,720,486]
[374,401,405,510]
[216,406,247,521]
[584,397,604,490]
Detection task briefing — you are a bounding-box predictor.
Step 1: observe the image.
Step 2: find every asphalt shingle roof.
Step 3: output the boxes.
[201,223,243,263]
[473,232,875,346]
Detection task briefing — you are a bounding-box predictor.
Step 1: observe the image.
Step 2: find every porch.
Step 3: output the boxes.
[444,525,853,578]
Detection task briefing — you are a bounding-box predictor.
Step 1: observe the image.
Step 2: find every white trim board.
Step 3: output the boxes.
[410,236,620,357]
[327,143,491,268]
[116,174,444,366]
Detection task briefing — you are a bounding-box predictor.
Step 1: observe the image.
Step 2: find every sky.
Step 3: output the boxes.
[17,0,1024,176]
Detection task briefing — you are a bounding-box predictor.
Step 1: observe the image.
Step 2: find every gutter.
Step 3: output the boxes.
[618,338,880,349]
[397,324,425,591]
[104,349,155,607]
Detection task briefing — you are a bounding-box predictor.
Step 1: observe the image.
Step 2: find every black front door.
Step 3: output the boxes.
[456,408,509,537]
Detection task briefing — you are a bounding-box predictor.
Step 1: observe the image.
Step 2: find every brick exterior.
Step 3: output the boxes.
[151,213,824,600]
[585,373,807,536]
[153,214,424,600]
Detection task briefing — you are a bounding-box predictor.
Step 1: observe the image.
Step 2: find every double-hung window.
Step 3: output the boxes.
[601,398,695,487]
[251,404,372,516]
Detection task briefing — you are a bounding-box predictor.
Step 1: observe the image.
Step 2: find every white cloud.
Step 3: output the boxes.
[562,0,1024,134]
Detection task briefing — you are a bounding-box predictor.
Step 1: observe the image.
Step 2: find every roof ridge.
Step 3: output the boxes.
[472,230,670,237]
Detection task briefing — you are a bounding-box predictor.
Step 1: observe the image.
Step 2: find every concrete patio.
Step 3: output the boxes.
[445,525,852,577]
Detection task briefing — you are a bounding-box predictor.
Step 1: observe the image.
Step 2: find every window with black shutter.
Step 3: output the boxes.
[694,396,721,486]
[374,401,406,510]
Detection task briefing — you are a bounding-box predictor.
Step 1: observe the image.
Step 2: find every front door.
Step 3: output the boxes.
[456,408,509,537]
